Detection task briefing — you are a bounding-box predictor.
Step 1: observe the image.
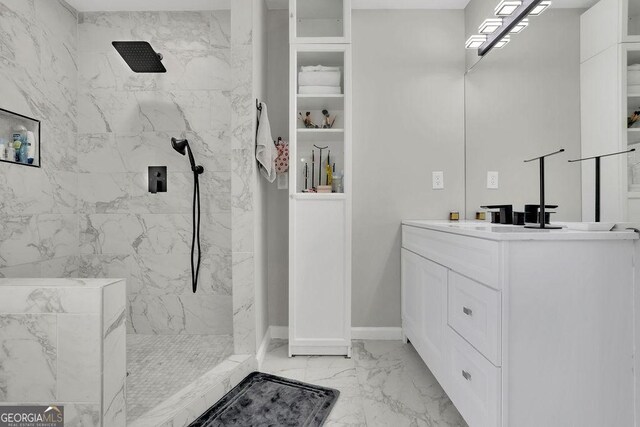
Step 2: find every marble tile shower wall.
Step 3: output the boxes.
[0,0,79,279]
[230,0,257,354]
[76,11,233,335]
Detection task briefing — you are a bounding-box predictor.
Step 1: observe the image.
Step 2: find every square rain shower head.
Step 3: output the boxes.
[112,41,167,73]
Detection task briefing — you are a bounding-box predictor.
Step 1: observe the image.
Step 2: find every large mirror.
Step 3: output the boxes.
[464,3,591,222]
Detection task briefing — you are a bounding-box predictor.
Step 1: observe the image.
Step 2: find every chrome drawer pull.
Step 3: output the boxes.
[463,306,473,316]
[462,370,472,381]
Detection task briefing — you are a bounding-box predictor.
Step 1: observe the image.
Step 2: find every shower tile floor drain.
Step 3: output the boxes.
[126,334,233,422]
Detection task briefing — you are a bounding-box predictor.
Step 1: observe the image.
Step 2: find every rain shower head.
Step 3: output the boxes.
[112,41,167,73]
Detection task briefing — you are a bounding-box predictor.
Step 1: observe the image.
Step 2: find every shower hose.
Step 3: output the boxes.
[191,170,202,293]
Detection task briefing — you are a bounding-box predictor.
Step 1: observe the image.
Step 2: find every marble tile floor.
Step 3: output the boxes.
[126,334,234,423]
[261,339,468,427]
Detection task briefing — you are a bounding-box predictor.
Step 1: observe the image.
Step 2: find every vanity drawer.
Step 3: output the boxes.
[446,327,501,427]
[402,226,500,289]
[448,271,502,366]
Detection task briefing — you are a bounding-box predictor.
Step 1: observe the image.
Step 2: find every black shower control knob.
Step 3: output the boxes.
[148,166,167,194]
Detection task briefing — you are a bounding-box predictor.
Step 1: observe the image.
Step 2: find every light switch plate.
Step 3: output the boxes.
[432,171,444,190]
[487,171,499,189]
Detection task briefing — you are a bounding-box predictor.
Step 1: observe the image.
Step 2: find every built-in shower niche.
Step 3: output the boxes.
[0,108,40,168]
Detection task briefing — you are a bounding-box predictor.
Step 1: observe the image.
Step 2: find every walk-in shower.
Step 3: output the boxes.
[0,4,240,422]
[112,41,167,73]
[109,28,235,422]
[172,137,205,293]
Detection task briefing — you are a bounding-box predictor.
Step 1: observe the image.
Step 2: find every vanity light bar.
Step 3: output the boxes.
[510,18,529,33]
[477,0,544,56]
[495,0,522,16]
[479,18,504,34]
[465,35,488,49]
[529,0,551,15]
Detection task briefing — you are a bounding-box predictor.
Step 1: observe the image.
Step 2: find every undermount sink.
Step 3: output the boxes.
[554,222,616,231]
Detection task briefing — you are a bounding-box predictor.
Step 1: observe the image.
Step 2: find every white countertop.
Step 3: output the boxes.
[0,278,124,287]
[402,220,639,241]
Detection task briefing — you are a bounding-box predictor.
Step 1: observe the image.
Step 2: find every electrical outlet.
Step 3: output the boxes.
[432,171,444,190]
[487,171,499,189]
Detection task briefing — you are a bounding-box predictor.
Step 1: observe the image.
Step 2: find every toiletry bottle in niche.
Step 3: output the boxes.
[19,139,29,164]
[6,140,15,163]
[0,138,6,161]
[12,138,21,162]
[12,126,27,163]
[26,131,35,164]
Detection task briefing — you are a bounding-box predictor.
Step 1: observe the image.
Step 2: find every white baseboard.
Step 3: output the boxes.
[266,326,402,341]
[351,327,403,340]
[269,325,289,340]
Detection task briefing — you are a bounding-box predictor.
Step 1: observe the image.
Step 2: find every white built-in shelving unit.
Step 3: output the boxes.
[288,0,352,357]
[581,0,640,221]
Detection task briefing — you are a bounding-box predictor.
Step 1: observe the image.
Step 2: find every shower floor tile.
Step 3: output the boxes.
[126,334,234,423]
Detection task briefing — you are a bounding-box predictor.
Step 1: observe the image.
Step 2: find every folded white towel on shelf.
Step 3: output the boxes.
[629,64,640,71]
[298,71,341,87]
[629,84,640,95]
[298,85,342,95]
[300,65,341,72]
[255,102,277,183]
[629,70,640,85]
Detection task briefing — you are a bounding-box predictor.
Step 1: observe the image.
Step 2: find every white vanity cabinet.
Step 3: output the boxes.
[401,249,448,381]
[401,221,638,427]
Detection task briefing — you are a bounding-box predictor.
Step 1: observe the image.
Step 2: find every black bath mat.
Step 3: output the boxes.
[189,372,339,427]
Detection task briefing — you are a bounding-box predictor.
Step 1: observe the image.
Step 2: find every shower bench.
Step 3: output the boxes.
[0,278,126,426]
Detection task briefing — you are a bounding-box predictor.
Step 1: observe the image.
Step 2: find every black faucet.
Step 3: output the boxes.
[523,149,565,229]
[524,204,557,224]
[481,205,514,224]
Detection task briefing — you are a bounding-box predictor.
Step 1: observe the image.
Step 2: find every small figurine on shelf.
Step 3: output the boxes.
[321,109,337,129]
[298,112,318,128]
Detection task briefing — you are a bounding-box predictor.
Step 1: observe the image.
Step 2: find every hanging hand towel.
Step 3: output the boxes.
[256,102,278,183]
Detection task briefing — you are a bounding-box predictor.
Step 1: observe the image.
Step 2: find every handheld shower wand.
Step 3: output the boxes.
[171,138,205,293]
[171,138,204,174]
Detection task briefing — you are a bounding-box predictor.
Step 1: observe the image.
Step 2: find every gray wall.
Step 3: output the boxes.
[266,10,290,328]
[352,10,465,327]
[266,9,466,328]
[0,0,78,278]
[76,10,233,334]
[464,8,583,221]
